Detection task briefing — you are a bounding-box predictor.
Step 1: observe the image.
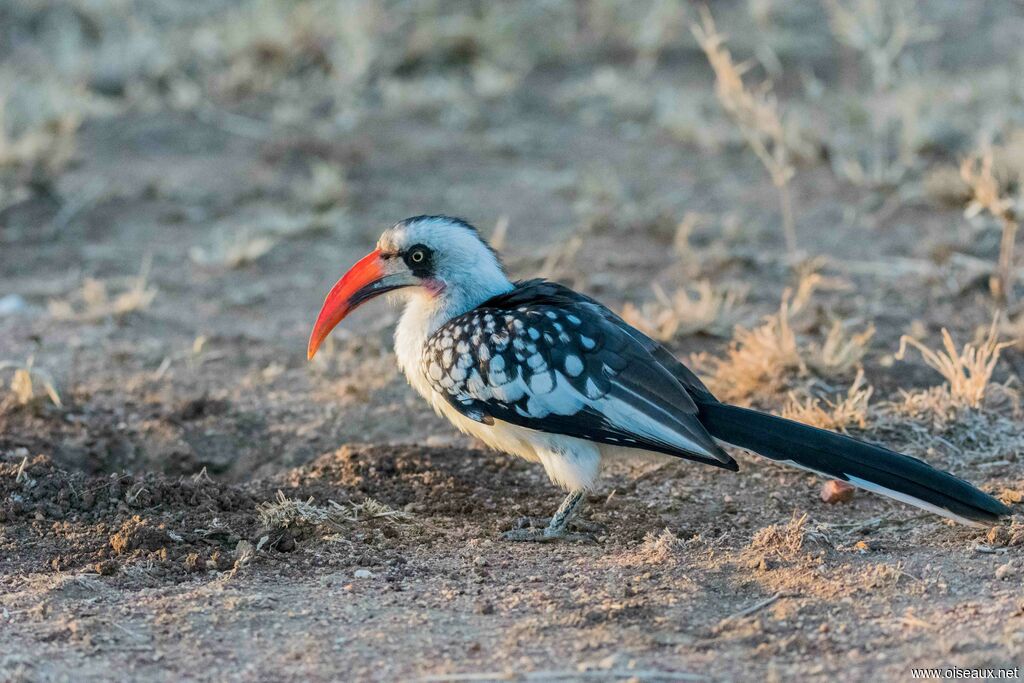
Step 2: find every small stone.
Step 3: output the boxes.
[183,552,204,573]
[207,551,233,571]
[354,569,373,579]
[93,560,117,576]
[988,525,1011,546]
[995,562,1017,581]
[821,480,856,504]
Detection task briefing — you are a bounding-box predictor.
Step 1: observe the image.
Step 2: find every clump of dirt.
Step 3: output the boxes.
[108,516,174,554]
[278,443,550,516]
[631,528,686,565]
[0,444,562,587]
[0,452,254,525]
[0,450,266,581]
[987,520,1024,547]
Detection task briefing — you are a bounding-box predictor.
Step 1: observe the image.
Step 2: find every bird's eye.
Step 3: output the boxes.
[410,249,425,263]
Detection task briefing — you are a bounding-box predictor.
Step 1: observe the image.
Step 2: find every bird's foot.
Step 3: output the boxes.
[501,527,597,543]
[503,491,600,543]
[510,516,605,533]
[502,516,603,542]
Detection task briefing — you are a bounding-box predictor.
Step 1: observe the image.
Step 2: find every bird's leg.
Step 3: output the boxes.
[503,491,598,542]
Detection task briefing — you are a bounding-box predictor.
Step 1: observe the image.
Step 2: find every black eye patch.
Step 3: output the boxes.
[402,243,434,276]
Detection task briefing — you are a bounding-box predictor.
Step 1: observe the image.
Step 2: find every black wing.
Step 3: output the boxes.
[422,280,736,470]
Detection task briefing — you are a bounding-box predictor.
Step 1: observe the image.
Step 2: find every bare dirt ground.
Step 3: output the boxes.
[2,2,1024,681]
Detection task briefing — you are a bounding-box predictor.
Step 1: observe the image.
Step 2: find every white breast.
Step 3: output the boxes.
[394,295,603,491]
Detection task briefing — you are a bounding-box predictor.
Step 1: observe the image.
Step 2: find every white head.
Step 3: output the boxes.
[307,215,512,358]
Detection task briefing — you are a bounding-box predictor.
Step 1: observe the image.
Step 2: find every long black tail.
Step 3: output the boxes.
[697,401,1011,527]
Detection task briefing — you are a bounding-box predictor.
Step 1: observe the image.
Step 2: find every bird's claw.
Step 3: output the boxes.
[510,516,605,533]
[501,527,598,543]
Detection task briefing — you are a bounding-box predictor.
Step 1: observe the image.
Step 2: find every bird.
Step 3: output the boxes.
[307,215,1011,541]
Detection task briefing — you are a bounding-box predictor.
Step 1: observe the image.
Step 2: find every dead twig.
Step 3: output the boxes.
[727,593,785,621]
[692,7,797,252]
[712,593,791,635]
[15,456,28,483]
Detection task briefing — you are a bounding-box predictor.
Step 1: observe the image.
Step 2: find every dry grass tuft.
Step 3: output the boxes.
[875,384,1023,465]
[692,288,804,404]
[205,0,383,100]
[48,262,157,322]
[822,0,938,188]
[232,540,256,572]
[824,0,938,91]
[633,528,684,566]
[294,161,349,211]
[806,320,876,377]
[0,357,62,408]
[344,498,414,524]
[256,491,341,532]
[749,513,810,556]
[620,281,746,340]
[782,370,873,431]
[960,146,1021,302]
[570,166,677,237]
[693,274,872,404]
[190,208,345,269]
[0,96,79,175]
[895,317,1010,410]
[692,7,796,252]
[256,491,412,535]
[190,228,279,269]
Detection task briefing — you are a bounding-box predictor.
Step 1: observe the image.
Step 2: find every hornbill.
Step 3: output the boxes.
[307,215,1010,541]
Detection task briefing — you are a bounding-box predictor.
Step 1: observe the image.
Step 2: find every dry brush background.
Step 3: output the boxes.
[1,1,1023,681]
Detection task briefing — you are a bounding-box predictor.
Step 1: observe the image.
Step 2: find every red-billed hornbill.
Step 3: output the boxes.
[307,215,1010,541]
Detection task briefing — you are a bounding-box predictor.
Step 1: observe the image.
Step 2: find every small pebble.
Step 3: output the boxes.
[995,562,1017,581]
[354,569,373,579]
[821,480,856,504]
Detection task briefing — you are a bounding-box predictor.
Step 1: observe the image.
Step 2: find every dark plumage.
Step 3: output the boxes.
[423,280,734,469]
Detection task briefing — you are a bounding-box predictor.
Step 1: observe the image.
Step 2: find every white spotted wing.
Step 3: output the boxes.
[422,281,736,469]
